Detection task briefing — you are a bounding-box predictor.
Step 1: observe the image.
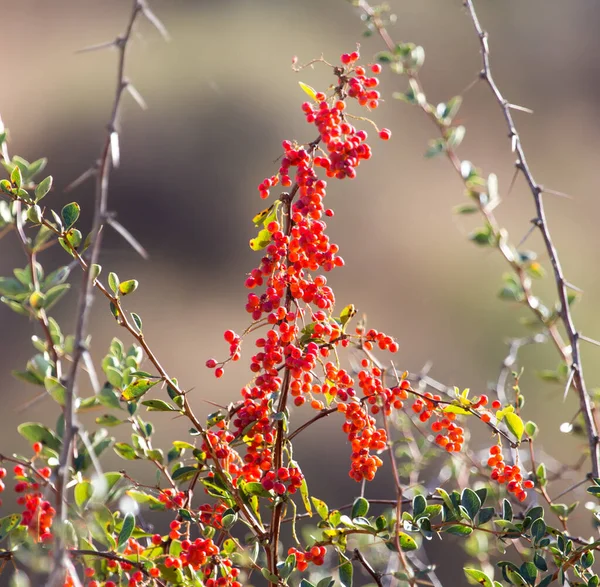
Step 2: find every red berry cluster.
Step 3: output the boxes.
[359,362,406,415]
[288,545,327,571]
[361,328,399,353]
[206,51,394,498]
[158,537,241,587]
[198,502,227,529]
[13,456,54,542]
[261,466,304,495]
[158,487,186,509]
[487,445,533,502]
[338,402,386,482]
[0,466,6,506]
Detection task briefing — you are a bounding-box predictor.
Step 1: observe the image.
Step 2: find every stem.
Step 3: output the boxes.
[48,3,143,585]
[462,0,600,478]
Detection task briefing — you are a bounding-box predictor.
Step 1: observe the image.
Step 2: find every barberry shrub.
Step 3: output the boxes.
[0,2,599,587]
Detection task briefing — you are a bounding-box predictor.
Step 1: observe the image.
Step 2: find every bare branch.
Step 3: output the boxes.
[462,0,600,476]
[48,1,151,584]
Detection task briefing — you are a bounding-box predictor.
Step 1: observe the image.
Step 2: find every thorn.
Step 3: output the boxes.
[563,280,584,294]
[542,187,572,200]
[142,6,171,41]
[82,350,101,395]
[511,134,518,152]
[16,390,48,413]
[458,76,480,97]
[75,39,117,54]
[580,335,600,348]
[517,223,537,248]
[109,131,120,168]
[125,82,148,110]
[508,103,534,114]
[507,167,519,196]
[106,216,149,259]
[563,364,576,402]
[64,165,98,193]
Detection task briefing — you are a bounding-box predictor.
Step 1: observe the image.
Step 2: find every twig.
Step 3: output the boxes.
[353,548,383,587]
[462,0,600,477]
[48,2,147,585]
[494,334,546,404]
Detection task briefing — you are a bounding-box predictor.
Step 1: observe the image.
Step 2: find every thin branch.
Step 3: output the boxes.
[48,2,146,585]
[353,548,383,587]
[463,0,600,477]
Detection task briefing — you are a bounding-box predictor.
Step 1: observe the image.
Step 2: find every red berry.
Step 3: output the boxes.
[379,128,391,140]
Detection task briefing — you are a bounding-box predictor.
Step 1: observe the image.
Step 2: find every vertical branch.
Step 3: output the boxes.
[356,0,600,478]
[48,2,150,584]
[462,0,600,478]
[13,201,63,381]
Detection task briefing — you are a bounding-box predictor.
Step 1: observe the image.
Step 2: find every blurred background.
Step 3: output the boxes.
[2,0,600,583]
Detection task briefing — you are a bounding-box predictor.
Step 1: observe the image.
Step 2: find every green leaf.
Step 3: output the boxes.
[461,488,482,520]
[172,466,199,482]
[504,412,525,442]
[61,202,80,229]
[131,312,143,331]
[413,494,427,517]
[35,176,53,202]
[445,525,473,536]
[261,568,280,583]
[505,567,528,587]
[502,499,513,522]
[339,555,353,587]
[108,272,120,294]
[44,376,66,406]
[117,513,135,551]
[65,228,82,248]
[351,497,369,519]
[17,422,61,451]
[75,481,93,508]
[142,399,178,412]
[525,421,539,439]
[0,514,22,541]
[27,204,42,224]
[453,203,479,215]
[464,568,493,587]
[447,125,466,148]
[114,442,138,460]
[533,553,547,572]
[299,82,318,101]
[11,165,22,189]
[478,507,495,525]
[119,279,138,296]
[398,531,418,551]
[126,490,164,509]
[249,227,273,251]
[530,518,546,542]
[95,414,122,427]
[121,378,158,402]
[43,284,70,310]
[519,562,537,584]
[311,497,329,521]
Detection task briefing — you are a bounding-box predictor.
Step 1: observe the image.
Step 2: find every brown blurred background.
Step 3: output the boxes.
[2,0,600,582]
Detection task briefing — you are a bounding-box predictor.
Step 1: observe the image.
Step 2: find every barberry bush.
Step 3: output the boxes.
[1,1,599,586]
